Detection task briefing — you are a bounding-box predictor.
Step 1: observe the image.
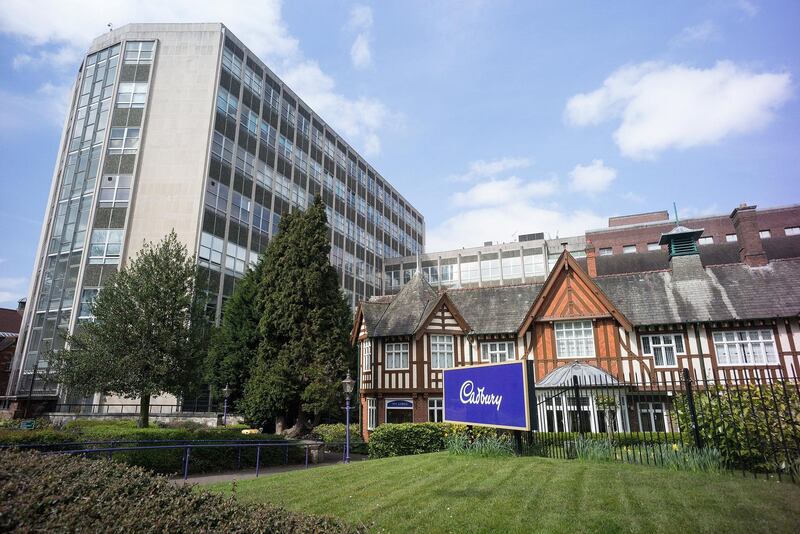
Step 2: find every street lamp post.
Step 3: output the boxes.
[342,371,355,464]
[222,384,230,426]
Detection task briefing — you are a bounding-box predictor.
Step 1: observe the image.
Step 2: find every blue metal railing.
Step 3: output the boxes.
[2,439,324,480]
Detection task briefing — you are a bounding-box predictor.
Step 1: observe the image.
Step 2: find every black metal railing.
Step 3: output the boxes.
[50,403,234,416]
[526,367,800,483]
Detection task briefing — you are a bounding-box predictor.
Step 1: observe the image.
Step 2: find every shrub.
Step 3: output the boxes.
[312,423,361,443]
[0,417,52,430]
[368,423,449,458]
[0,449,362,533]
[674,384,800,473]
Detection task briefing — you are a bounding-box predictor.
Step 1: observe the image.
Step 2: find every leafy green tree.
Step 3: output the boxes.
[204,257,265,406]
[49,231,204,427]
[240,197,355,435]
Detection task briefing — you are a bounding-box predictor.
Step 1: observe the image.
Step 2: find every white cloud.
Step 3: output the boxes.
[0,277,27,307]
[736,0,759,18]
[620,191,645,204]
[671,21,720,47]
[428,159,605,251]
[0,82,72,133]
[451,175,558,207]
[351,34,372,69]
[565,61,792,159]
[347,5,373,69]
[427,204,606,251]
[449,157,532,182]
[0,0,392,155]
[568,160,617,194]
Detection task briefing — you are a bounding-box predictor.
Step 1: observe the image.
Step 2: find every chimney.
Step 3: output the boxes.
[730,204,767,267]
[585,242,597,278]
[658,225,705,281]
[16,298,26,316]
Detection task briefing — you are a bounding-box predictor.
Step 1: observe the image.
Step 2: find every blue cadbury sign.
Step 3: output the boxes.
[443,360,532,430]
[386,400,413,409]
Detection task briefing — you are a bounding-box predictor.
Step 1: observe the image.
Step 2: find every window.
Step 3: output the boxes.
[211,131,235,164]
[599,247,612,256]
[123,41,154,64]
[713,330,778,366]
[385,342,409,370]
[225,241,248,274]
[78,287,100,320]
[116,83,147,108]
[640,334,684,367]
[502,256,522,278]
[108,127,140,154]
[523,253,545,276]
[221,46,242,76]
[759,230,771,239]
[422,266,438,284]
[98,175,131,206]
[623,245,636,254]
[480,258,500,281]
[554,320,595,359]
[638,402,666,432]
[231,191,250,223]
[199,232,223,266]
[243,66,262,94]
[647,243,660,251]
[428,398,443,422]
[480,341,515,363]
[367,398,377,430]
[361,340,372,372]
[785,226,800,236]
[88,229,123,264]
[698,236,714,245]
[205,180,229,213]
[216,86,238,118]
[460,261,479,283]
[726,234,738,242]
[430,335,455,369]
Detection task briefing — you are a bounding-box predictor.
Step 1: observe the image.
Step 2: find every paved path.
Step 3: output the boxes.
[172,453,367,485]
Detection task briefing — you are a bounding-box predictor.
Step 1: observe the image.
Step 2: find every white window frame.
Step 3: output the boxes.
[712,330,779,366]
[638,402,667,433]
[361,339,372,372]
[430,334,454,370]
[98,175,131,207]
[108,127,140,154]
[640,334,685,367]
[88,229,124,265]
[385,342,409,370]
[759,230,771,239]
[622,245,636,254]
[480,341,515,363]
[116,82,148,108]
[123,41,154,64]
[428,398,443,422]
[786,226,800,236]
[554,320,595,359]
[599,247,612,256]
[367,398,377,430]
[726,234,738,242]
[647,243,660,251]
[698,236,714,245]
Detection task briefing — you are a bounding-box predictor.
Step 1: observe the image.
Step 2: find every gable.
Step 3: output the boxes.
[414,294,471,339]
[519,251,632,334]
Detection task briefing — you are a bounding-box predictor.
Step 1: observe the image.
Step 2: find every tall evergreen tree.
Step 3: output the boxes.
[240,197,355,435]
[49,231,204,427]
[204,257,265,406]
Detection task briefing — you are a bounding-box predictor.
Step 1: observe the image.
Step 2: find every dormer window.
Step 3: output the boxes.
[554,320,595,359]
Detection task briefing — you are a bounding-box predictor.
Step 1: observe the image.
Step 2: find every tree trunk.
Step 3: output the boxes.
[275,414,286,435]
[284,409,307,438]
[139,395,150,428]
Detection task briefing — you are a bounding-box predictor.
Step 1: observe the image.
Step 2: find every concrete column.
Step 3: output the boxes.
[520,245,526,283]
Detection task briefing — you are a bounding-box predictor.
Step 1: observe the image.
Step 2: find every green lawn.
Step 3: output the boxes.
[205,453,800,533]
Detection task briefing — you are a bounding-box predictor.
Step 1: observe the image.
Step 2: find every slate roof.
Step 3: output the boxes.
[362,256,800,335]
[536,361,621,388]
[595,258,800,325]
[370,273,439,337]
[448,284,542,334]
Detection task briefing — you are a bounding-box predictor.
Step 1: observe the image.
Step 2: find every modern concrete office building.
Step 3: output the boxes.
[383,233,586,293]
[5,23,424,408]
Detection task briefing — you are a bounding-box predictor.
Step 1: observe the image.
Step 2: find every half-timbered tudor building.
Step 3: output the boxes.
[352,205,800,440]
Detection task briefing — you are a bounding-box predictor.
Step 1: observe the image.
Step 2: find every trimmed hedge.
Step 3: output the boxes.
[0,420,305,475]
[533,432,686,447]
[0,449,363,533]
[368,423,448,458]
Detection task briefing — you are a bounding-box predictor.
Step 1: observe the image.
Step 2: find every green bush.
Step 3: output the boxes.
[674,384,800,473]
[0,449,362,533]
[0,417,52,430]
[313,423,361,443]
[369,423,449,458]
[533,431,685,447]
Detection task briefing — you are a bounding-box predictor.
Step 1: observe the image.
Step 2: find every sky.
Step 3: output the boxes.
[0,0,798,307]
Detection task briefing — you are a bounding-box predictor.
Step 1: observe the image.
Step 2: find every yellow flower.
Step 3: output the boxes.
[672,443,679,452]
